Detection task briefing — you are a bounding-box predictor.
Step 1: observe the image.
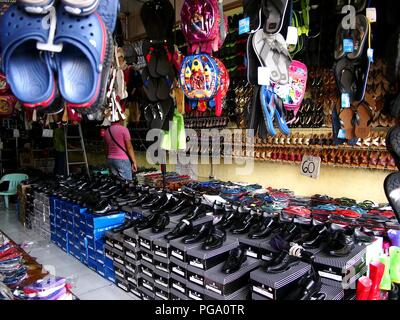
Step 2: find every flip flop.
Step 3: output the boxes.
[243,0,263,32]
[0,5,56,108]
[252,30,280,83]
[260,85,276,136]
[339,107,355,140]
[334,58,358,99]
[95,0,119,32]
[246,33,260,85]
[273,95,290,135]
[262,0,289,35]
[61,0,99,17]
[354,103,372,139]
[155,45,173,77]
[143,42,160,79]
[142,68,158,102]
[54,8,112,108]
[156,77,172,101]
[384,172,400,224]
[347,15,369,60]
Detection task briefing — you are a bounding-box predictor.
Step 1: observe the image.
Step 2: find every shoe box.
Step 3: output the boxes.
[153,255,170,275]
[105,266,116,283]
[129,283,143,299]
[153,237,171,259]
[312,283,344,300]
[313,245,367,289]
[170,238,203,263]
[140,259,155,279]
[203,257,260,297]
[154,280,171,300]
[186,238,239,271]
[123,227,139,251]
[171,272,187,295]
[186,281,206,300]
[125,267,139,288]
[170,256,189,279]
[104,230,124,252]
[187,264,206,287]
[252,292,267,300]
[250,262,311,300]
[138,272,155,293]
[153,259,170,282]
[139,286,155,300]
[86,212,125,230]
[205,285,249,301]
[115,274,130,292]
[171,288,190,300]
[140,246,154,264]
[137,222,177,252]
[125,255,140,274]
[110,246,125,266]
[113,260,126,280]
[234,234,265,259]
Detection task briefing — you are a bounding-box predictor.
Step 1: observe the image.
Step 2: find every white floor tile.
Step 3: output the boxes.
[79,284,137,300]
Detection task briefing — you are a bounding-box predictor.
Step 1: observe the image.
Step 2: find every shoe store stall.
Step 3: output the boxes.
[0,0,399,303]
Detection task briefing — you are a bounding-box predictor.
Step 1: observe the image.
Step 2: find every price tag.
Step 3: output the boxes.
[238,17,250,35]
[338,129,347,140]
[341,93,350,109]
[13,129,20,138]
[286,26,298,45]
[367,48,374,63]
[366,8,377,23]
[343,38,354,53]
[300,156,321,179]
[258,67,271,85]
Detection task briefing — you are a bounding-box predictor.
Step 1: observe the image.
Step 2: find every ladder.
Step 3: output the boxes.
[63,123,90,177]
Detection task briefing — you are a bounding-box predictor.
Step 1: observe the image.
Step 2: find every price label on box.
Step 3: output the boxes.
[300,156,321,179]
[238,17,250,35]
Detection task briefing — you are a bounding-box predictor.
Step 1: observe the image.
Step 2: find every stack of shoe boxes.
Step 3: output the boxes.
[30,191,51,241]
[50,197,125,281]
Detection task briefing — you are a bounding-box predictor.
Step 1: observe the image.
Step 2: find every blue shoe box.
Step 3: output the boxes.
[86,212,125,230]
[88,258,97,271]
[86,224,123,242]
[96,262,106,278]
[96,252,105,266]
[95,240,104,254]
[104,256,113,269]
[80,251,88,265]
[88,247,96,261]
[105,266,116,283]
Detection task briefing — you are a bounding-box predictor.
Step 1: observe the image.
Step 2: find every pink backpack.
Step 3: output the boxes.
[180,0,227,54]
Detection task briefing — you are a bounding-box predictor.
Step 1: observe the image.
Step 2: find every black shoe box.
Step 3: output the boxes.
[154,282,171,301]
[104,244,114,261]
[105,231,124,252]
[234,234,265,259]
[204,285,249,301]
[153,255,170,275]
[204,257,260,296]
[140,259,155,279]
[313,283,344,300]
[115,275,130,292]
[123,227,139,251]
[170,238,203,262]
[259,240,323,263]
[111,247,125,266]
[171,288,190,300]
[250,262,311,300]
[171,272,187,295]
[140,246,154,264]
[187,265,206,287]
[139,286,155,300]
[153,239,170,259]
[125,268,139,287]
[125,246,140,261]
[313,245,367,289]
[137,222,177,252]
[138,272,155,292]
[186,281,205,300]
[252,292,267,300]
[124,255,140,273]
[186,238,239,271]
[170,256,188,278]
[113,260,126,279]
[129,283,142,299]
[153,268,171,289]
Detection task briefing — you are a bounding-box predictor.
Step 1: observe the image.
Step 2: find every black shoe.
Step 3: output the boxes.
[281,222,303,242]
[284,268,322,300]
[202,227,226,250]
[164,199,192,215]
[302,224,328,249]
[326,224,355,257]
[264,252,299,274]
[354,228,375,244]
[216,205,238,229]
[248,217,279,239]
[142,192,168,209]
[151,195,180,214]
[389,283,400,300]
[222,245,247,274]
[182,223,212,244]
[110,220,138,234]
[231,211,260,234]
[164,220,193,240]
[152,214,170,233]
[182,204,209,221]
[136,212,160,230]
[93,203,119,214]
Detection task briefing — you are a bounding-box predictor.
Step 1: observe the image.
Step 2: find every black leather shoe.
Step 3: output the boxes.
[135,212,160,230]
[151,195,180,214]
[326,224,355,257]
[93,203,119,214]
[110,220,139,234]
[142,192,168,209]
[216,205,238,229]
[264,252,299,274]
[249,217,279,239]
[182,204,209,221]
[284,268,322,300]
[164,199,192,215]
[152,214,170,233]
[302,224,328,249]
[354,228,375,243]
[164,220,193,240]
[222,246,247,274]
[231,211,259,234]
[182,223,212,244]
[202,227,226,250]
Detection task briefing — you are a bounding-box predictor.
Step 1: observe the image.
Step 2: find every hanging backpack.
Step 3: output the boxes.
[179,53,220,111]
[274,60,307,116]
[180,0,228,54]
[214,57,229,117]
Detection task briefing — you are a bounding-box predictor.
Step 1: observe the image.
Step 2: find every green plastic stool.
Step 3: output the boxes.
[0,173,28,208]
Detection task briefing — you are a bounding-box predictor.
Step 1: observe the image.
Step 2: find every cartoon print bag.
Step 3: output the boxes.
[274,60,307,115]
[0,94,16,117]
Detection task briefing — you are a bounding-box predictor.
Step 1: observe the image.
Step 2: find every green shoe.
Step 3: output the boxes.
[380,254,392,291]
[390,246,400,284]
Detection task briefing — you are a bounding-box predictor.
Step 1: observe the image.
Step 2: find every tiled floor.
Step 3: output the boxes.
[0,204,139,300]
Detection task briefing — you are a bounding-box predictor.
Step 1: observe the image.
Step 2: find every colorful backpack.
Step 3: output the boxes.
[214,57,229,117]
[274,60,307,116]
[180,0,228,54]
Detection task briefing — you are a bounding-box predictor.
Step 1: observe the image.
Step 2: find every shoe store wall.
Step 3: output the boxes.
[86,151,388,203]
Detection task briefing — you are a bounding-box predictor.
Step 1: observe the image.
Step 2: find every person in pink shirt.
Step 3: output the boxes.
[104,119,138,181]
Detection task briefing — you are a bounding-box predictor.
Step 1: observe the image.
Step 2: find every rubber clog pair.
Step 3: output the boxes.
[0,0,119,113]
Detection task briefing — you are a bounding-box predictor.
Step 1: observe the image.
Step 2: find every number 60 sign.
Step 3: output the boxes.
[300,155,321,179]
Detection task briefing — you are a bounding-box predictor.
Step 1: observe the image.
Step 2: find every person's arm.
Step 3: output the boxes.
[125,138,137,172]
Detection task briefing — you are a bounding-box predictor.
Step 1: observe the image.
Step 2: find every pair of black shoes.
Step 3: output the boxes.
[136,212,170,233]
[222,246,247,274]
[325,224,355,257]
[264,251,299,274]
[284,267,322,300]
[248,217,280,239]
[172,223,226,250]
